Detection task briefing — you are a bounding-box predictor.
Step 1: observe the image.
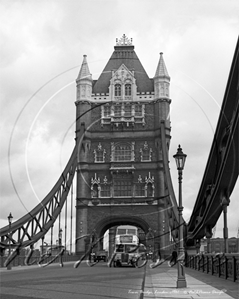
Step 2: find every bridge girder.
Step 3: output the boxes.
[186,37,239,245]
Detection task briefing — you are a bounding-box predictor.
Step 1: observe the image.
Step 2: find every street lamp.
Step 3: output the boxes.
[7,213,13,270]
[173,145,187,288]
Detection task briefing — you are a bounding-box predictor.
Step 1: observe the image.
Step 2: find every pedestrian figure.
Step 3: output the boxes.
[168,250,177,267]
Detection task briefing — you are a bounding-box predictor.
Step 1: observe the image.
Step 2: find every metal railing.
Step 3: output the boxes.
[186,253,239,282]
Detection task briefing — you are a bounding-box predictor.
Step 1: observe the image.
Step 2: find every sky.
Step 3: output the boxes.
[0,0,238,248]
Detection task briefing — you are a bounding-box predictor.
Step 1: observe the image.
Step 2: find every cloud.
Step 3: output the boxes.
[0,0,238,242]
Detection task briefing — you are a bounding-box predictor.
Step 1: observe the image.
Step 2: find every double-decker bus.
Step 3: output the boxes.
[113,226,146,267]
[116,225,137,236]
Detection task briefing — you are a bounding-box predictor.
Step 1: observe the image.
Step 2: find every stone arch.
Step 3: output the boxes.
[93,215,150,239]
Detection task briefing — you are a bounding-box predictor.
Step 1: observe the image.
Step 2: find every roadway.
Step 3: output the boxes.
[0,261,145,299]
[0,261,238,299]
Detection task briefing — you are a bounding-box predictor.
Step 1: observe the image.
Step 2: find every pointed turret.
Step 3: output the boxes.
[76,55,92,82]
[154,52,170,99]
[154,52,170,79]
[154,52,171,128]
[76,55,92,102]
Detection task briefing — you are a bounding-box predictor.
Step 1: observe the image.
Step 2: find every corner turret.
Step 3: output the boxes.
[75,55,92,139]
[154,52,170,99]
[76,55,92,102]
[153,52,171,131]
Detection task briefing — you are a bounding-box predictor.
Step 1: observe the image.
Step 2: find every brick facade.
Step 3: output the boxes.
[75,36,172,257]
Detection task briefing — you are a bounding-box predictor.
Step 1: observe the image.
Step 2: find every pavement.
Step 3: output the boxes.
[142,263,239,299]
[0,261,238,299]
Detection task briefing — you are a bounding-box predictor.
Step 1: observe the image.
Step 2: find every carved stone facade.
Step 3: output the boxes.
[75,35,172,257]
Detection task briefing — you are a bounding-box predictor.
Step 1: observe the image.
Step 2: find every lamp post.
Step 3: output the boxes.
[173,145,187,288]
[7,213,13,270]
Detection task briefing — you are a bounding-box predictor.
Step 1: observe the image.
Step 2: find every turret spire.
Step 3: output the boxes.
[154,52,170,79]
[76,55,92,103]
[76,55,92,82]
[154,52,170,100]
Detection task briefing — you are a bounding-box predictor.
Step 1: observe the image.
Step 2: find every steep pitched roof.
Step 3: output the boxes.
[76,55,92,81]
[154,52,170,79]
[92,45,153,93]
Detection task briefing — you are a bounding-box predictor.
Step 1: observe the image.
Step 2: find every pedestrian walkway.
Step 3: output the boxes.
[142,263,238,299]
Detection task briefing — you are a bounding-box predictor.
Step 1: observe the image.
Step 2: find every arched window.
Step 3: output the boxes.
[91,173,100,198]
[115,84,121,96]
[92,184,99,198]
[147,183,153,197]
[145,172,154,197]
[125,84,131,96]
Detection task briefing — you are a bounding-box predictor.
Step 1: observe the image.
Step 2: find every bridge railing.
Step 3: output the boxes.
[186,253,239,283]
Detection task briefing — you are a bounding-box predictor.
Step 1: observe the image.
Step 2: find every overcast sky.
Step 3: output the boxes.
[0,0,238,245]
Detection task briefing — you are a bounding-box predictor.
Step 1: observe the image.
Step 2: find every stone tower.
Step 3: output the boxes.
[75,35,172,257]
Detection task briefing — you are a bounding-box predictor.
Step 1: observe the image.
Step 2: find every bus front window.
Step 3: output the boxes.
[125,244,137,253]
[116,244,124,252]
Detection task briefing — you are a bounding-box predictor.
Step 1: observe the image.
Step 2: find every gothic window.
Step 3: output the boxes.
[135,184,145,197]
[100,184,110,198]
[103,105,111,117]
[147,183,153,197]
[91,174,100,198]
[92,184,99,198]
[101,104,145,126]
[114,179,132,197]
[124,104,131,116]
[134,175,145,197]
[114,144,132,161]
[135,104,142,116]
[114,105,121,117]
[100,177,111,197]
[94,143,106,163]
[140,142,152,161]
[145,172,155,197]
[160,84,164,96]
[115,84,121,96]
[125,84,131,96]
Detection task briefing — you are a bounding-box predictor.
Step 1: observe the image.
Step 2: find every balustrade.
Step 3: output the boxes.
[186,253,239,282]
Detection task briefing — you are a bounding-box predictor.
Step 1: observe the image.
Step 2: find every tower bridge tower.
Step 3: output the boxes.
[75,35,173,257]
